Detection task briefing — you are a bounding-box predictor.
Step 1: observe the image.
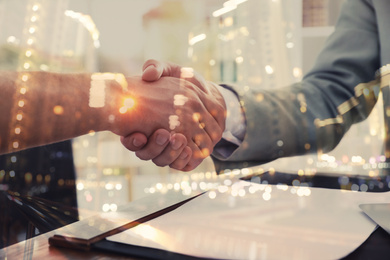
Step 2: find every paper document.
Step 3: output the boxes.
[52,191,200,243]
[108,181,390,260]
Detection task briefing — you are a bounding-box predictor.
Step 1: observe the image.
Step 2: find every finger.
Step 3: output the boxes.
[145,60,189,80]
[142,59,164,81]
[177,78,226,140]
[189,112,218,151]
[203,123,223,146]
[196,81,227,132]
[169,146,192,170]
[142,59,182,82]
[172,105,216,160]
[152,133,187,167]
[135,129,171,160]
[195,112,224,146]
[181,155,204,172]
[192,134,212,158]
[186,138,210,166]
[120,133,147,152]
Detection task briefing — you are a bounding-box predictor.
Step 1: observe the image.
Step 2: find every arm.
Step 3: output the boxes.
[0,71,112,154]
[213,0,381,167]
[0,71,223,157]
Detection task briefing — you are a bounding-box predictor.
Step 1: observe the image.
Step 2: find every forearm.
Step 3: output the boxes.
[0,71,119,154]
[213,75,381,167]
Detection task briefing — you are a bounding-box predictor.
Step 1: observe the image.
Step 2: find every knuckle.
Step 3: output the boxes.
[169,162,184,171]
[213,131,223,143]
[189,158,202,169]
[136,154,150,161]
[136,151,155,161]
[181,167,192,172]
[143,59,156,69]
[152,159,168,167]
[192,156,204,165]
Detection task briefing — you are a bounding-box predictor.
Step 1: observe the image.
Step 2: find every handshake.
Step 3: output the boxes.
[112,60,227,171]
[0,59,226,172]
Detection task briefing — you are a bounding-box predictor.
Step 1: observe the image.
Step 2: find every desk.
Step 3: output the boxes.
[2,171,390,260]
[1,219,390,260]
[0,230,137,259]
[1,224,390,260]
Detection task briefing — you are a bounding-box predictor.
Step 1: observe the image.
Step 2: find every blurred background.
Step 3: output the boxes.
[2,0,387,248]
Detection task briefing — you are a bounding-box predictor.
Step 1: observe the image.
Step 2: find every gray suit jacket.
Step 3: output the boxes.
[212,0,390,172]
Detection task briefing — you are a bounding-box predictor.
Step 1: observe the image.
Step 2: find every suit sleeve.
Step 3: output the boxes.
[212,0,381,170]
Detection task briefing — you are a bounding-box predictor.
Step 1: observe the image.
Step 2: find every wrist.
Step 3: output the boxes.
[91,73,134,134]
[215,84,246,141]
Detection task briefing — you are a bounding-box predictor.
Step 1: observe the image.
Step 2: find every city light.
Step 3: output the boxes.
[189,33,206,46]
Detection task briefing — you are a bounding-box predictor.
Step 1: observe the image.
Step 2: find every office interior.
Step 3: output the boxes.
[2,0,390,255]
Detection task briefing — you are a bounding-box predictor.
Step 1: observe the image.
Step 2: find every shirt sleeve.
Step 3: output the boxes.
[212,85,246,159]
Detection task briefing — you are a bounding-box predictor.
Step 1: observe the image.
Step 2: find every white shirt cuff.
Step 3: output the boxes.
[215,85,246,146]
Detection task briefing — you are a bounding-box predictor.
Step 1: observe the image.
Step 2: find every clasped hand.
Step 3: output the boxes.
[120,60,226,171]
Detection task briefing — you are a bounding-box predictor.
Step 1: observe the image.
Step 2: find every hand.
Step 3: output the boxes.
[121,60,226,171]
[120,129,192,170]
[142,60,225,127]
[110,75,223,168]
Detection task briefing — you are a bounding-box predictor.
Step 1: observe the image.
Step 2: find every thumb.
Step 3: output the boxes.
[142,59,163,81]
[142,59,185,81]
[120,133,147,151]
